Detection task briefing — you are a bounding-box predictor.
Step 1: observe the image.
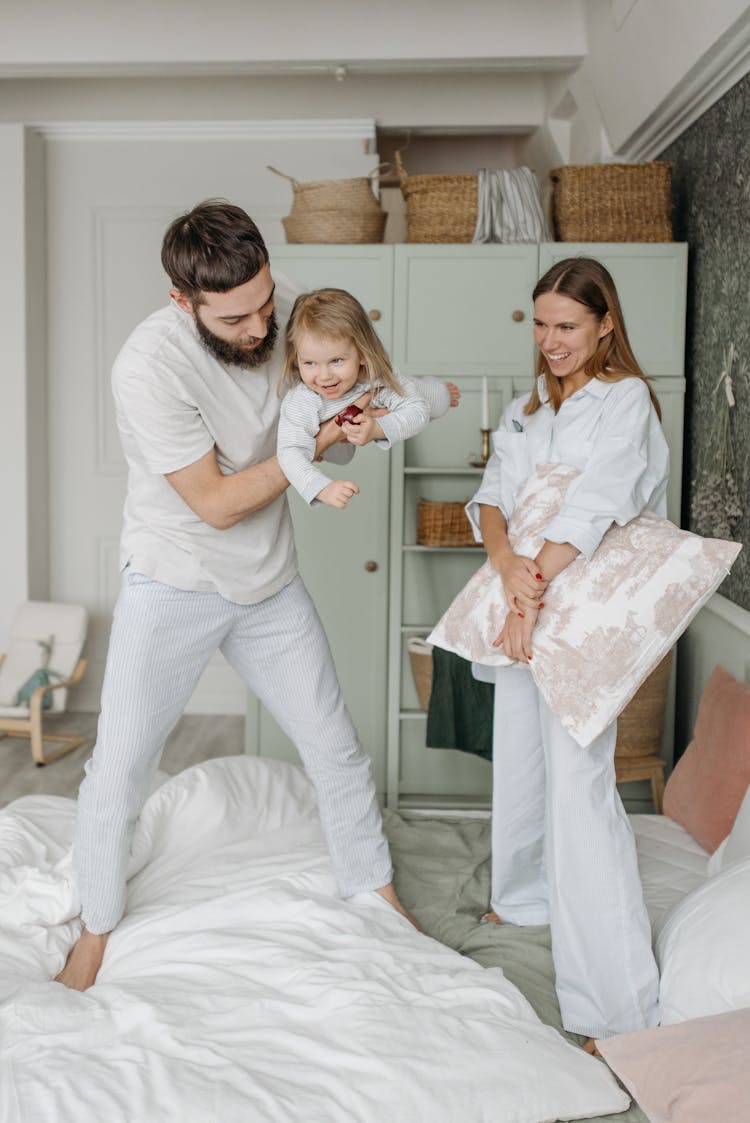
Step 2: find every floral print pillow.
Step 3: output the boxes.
[427,463,742,748]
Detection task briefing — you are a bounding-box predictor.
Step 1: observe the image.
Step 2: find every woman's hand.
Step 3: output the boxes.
[494,606,539,662]
[492,551,547,615]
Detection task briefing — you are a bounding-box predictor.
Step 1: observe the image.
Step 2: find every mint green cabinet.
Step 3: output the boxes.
[393,245,538,378]
[245,246,393,795]
[249,243,688,812]
[388,244,687,811]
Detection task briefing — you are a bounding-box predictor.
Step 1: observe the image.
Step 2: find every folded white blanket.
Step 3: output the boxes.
[0,756,628,1123]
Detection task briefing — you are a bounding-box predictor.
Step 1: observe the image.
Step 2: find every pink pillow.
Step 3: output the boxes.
[597,1009,750,1123]
[663,666,750,852]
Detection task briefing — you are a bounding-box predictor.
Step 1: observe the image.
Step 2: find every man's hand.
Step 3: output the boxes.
[317,479,360,509]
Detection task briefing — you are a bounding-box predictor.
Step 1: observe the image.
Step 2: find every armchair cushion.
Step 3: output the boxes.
[0,602,87,713]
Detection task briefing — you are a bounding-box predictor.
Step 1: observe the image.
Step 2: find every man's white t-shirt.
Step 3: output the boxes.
[112,273,299,604]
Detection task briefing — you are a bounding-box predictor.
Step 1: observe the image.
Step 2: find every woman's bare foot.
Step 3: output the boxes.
[54,928,110,990]
[582,1038,602,1056]
[375,883,422,931]
[446,381,461,407]
[479,910,502,925]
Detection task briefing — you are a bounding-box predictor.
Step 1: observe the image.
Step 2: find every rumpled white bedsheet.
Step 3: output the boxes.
[0,756,629,1123]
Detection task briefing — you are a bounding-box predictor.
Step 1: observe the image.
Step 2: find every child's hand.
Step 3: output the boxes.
[341,414,385,445]
[317,479,360,509]
[447,381,461,407]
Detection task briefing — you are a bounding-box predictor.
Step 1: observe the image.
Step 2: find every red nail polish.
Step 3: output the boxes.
[539,602,545,608]
[535,573,543,580]
[519,612,525,618]
[527,655,532,660]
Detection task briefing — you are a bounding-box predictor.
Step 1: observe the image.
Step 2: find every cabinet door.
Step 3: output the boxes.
[393,245,539,378]
[246,247,393,795]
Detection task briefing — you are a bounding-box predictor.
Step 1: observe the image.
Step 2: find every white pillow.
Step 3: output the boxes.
[707,781,750,876]
[656,855,750,1024]
[428,463,741,748]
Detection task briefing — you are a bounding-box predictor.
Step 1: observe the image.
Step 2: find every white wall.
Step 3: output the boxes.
[2,0,586,72]
[0,126,47,647]
[546,0,750,161]
[0,73,547,135]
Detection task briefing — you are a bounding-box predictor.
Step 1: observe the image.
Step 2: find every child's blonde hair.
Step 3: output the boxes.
[281,288,402,395]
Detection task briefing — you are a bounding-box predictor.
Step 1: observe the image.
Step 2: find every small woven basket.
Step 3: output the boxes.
[416,499,479,547]
[407,639,434,711]
[615,651,673,759]
[268,164,388,244]
[549,162,673,243]
[395,150,478,243]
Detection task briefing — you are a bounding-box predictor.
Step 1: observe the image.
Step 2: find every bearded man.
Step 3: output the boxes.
[56,200,415,990]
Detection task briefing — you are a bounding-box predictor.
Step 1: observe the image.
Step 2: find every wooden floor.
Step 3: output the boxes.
[0,713,245,807]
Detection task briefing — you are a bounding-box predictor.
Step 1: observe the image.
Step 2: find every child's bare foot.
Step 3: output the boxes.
[446,381,461,407]
[54,928,109,990]
[479,910,502,925]
[375,882,422,931]
[582,1038,602,1056]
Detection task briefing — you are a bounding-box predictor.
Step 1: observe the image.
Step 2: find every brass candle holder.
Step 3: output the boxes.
[468,429,491,468]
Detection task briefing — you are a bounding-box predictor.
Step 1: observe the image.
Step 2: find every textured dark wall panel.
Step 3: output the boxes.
[660,71,750,610]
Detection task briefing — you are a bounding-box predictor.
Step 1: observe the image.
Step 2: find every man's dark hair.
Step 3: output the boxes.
[161,199,269,302]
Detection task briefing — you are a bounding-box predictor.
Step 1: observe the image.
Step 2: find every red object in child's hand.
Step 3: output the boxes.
[334,403,363,427]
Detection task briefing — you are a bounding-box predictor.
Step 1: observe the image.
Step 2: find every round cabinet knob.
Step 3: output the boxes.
[368,309,382,322]
[511,309,525,322]
[364,560,378,572]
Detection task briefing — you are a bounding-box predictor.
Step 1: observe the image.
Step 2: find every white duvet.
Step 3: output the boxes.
[0,756,629,1123]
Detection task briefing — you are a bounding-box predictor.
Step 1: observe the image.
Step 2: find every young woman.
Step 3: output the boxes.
[465,257,669,1046]
[278,288,458,508]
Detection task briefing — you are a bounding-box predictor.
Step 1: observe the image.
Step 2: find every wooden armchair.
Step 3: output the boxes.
[0,601,90,766]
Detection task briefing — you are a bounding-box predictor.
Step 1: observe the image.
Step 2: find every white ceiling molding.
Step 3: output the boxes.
[0,56,584,81]
[616,9,750,160]
[32,118,377,142]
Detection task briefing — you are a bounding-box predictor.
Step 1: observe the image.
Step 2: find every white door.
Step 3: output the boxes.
[43,130,381,725]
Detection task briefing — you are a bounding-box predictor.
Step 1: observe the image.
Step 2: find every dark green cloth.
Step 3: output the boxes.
[426,647,494,760]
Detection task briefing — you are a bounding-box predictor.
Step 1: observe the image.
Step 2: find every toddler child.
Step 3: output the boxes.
[278,288,459,508]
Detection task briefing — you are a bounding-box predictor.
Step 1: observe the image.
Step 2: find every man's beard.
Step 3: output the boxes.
[194,309,279,370]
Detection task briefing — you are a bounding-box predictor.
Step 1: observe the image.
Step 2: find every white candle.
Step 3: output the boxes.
[481,376,490,430]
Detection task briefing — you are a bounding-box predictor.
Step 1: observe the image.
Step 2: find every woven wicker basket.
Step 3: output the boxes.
[615,651,673,759]
[407,639,434,711]
[268,164,388,244]
[395,151,478,243]
[417,499,479,547]
[549,162,673,243]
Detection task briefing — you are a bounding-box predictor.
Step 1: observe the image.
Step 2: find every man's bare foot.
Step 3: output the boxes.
[446,381,461,407]
[54,928,110,990]
[375,883,422,931]
[582,1038,602,1056]
[479,910,502,925]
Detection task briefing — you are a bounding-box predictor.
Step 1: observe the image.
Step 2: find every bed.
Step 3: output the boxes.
[0,751,745,1123]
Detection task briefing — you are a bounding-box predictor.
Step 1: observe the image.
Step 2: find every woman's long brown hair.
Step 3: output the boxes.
[524,257,661,419]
